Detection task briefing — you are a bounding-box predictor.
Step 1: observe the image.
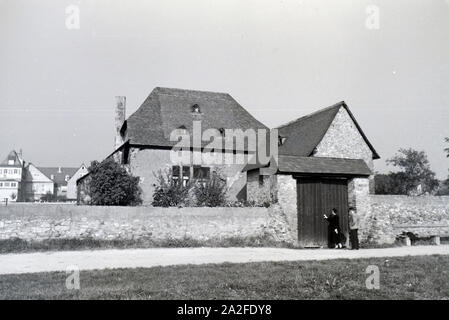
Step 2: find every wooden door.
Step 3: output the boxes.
[297,177,348,247]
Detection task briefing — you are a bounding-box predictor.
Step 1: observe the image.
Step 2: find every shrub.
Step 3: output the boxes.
[152,170,192,207]
[88,158,142,206]
[194,173,227,207]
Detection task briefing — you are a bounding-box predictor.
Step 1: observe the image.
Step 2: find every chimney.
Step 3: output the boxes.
[58,167,62,173]
[114,96,126,149]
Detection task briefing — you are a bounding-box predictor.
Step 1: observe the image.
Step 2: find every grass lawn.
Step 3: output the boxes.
[1,255,448,299]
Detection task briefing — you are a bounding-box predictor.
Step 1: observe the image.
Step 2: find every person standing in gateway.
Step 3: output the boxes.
[348,207,360,250]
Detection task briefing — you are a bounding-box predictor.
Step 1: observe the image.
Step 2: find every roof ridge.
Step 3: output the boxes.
[276,101,345,129]
[154,86,230,97]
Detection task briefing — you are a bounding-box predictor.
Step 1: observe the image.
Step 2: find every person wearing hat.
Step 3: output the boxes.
[348,207,360,250]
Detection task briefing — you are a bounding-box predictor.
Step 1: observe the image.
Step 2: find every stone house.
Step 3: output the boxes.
[77,88,379,247]
[245,101,380,247]
[100,87,269,204]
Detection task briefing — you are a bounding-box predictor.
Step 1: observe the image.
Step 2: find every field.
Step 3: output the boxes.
[1,255,448,300]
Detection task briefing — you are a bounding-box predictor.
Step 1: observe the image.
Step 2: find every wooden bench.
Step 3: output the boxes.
[394,224,449,246]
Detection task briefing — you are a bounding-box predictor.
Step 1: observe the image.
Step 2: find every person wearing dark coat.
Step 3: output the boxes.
[324,208,342,248]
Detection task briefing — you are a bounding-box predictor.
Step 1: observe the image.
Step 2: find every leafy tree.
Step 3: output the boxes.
[88,158,142,206]
[383,148,439,195]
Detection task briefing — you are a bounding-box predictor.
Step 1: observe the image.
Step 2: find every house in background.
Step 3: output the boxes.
[66,164,88,200]
[38,167,79,200]
[23,163,54,201]
[0,150,25,202]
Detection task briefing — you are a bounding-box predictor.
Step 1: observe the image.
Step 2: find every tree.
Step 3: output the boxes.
[384,148,439,195]
[88,158,142,206]
[445,137,449,158]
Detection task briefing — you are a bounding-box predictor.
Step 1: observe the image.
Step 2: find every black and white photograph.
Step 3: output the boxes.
[0,0,448,306]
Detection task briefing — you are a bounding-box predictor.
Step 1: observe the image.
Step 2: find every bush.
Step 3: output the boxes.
[152,170,192,207]
[88,158,142,206]
[193,173,227,207]
[152,169,228,207]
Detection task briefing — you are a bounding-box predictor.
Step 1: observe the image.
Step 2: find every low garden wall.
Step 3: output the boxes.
[0,204,292,245]
[365,195,449,244]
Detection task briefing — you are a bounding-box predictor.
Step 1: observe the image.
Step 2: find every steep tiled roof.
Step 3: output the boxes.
[124,87,269,149]
[277,101,380,159]
[277,155,372,176]
[244,155,372,176]
[38,167,78,186]
[0,150,23,168]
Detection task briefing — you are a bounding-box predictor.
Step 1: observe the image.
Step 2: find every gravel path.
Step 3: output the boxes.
[0,245,448,275]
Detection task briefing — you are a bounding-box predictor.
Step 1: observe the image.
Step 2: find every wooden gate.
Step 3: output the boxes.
[297,177,349,247]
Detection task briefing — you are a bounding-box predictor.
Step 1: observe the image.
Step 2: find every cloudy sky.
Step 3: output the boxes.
[1,0,448,177]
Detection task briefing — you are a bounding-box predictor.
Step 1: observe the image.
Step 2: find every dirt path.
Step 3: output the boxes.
[0,245,448,275]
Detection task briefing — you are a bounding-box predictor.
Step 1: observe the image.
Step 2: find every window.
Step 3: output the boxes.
[193,166,210,183]
[0,182,3,187]
[172,166,180,185]
[3,169,7,174]
[11,182,16,187]
[182,166,190,187]
[8,159,14,165]
[65,175,70,182]
[50,174,54,180]
[278,135,286,146]
[191,104,201,113]
[258,175,264,186]
[4,182,10,187]
[13,169,18,174]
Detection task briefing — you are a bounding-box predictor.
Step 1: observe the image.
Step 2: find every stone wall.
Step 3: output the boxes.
[246,170,278,205]
[0,203,292,244]
[314,107,375,192]
[364,195,449,244]
[129,147,248,205]
[277,174,297,241]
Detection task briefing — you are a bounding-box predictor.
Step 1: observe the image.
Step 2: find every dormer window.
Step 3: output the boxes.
[278,136,286,146]
[8,160,14,165]
[65,175,70,182]
[191,104,201,113]
[50,174,54,180]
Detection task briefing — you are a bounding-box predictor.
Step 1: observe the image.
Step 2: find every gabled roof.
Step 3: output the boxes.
[244,155,372,177]
[277,101,380,159]
[124,87,269,149]
[0,150,23,168]
[38,167,78,186]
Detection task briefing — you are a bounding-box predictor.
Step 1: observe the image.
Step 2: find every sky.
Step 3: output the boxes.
[0,0,448,178]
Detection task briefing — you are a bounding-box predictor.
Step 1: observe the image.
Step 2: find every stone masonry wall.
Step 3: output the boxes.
[314,107,375,192]
[364,195,449,244]
[277,174,297,241]
[0,204,292,244]
[129,148,248,205]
